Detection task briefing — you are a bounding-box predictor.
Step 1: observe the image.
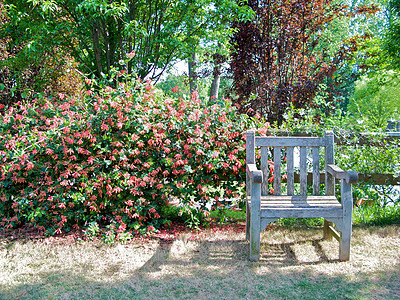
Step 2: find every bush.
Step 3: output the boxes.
[0,70,262,236]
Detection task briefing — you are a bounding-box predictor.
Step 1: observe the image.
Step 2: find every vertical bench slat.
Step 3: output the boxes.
[312,147,320,195]
[273,147,281,195]
[325,131,335,196]
[261,147,269,196]
[300,146,307,195]
[287,146,294,195]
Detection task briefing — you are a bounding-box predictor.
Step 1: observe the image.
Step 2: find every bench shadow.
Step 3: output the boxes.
[260,237,341,266]
[138,234,339,275]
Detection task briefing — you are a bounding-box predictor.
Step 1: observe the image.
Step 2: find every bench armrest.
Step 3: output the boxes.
[327,164,358,184]
[246,164,263,184]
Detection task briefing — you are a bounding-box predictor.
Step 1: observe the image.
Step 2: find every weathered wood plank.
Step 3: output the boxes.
[257,195,338,201]
[327,164,358,184]
[246,131,255,198]
[324,220,333,241]
[248,197,341,206]
[300,147,307,195]
[312,147,320,195]
[250,179,261,261]
[326,164,347,179]
[260,202,342,207]
[261,208,343,218]
[246,131,256,165]
[325,131,335,196]
[358,173,400,185]
[247,164,263,183]
[292,172,400,186]
[261,147,269,196]
[339,180,353,261]
[255,137,325,147]
[328,225,341,242]
[287,147,294,196]
[261,130,400,146]
[273,147,281,195]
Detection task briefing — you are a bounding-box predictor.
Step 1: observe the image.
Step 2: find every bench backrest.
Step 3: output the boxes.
[246,130,335,197]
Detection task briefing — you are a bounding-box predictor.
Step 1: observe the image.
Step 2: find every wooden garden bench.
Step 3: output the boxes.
[246,130,358,261]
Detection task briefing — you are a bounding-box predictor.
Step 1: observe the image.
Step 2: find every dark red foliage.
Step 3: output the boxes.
[230,0,376,124]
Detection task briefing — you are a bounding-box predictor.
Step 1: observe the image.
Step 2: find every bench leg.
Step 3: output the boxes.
[339,180,353,261]
[246,201,250,241]
[249,218,260,261]
[323,220,333,241]
[249,182,261,261]
[339,226,351,261]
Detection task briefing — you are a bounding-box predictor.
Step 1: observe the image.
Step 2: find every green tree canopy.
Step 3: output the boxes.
[1,0,253,83]
[386,0,400,68]
[348,70,400,128]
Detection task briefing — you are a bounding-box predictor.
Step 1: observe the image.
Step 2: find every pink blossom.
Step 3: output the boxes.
[26,161,34,170]
[127,51,135,59]
[101,123,109,131]
[196,149,205,155]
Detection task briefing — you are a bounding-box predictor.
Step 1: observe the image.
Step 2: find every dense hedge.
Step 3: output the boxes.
[0,76,263,236]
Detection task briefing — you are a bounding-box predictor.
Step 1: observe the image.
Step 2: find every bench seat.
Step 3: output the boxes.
[248,196,343,218]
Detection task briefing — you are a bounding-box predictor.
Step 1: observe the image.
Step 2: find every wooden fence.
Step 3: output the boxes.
[294,173,400,186]
[275,131,400,186]
[336,131,399,185]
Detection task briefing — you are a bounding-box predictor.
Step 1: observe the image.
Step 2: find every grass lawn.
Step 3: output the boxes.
[1,220,400,300]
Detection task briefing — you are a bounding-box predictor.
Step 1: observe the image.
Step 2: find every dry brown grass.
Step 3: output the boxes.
[1,224,400,299]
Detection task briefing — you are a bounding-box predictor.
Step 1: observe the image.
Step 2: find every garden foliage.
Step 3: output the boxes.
[0,67,262,237]
[230,0,378,124]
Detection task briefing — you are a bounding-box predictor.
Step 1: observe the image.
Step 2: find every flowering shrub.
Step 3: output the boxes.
[0,71,262,236]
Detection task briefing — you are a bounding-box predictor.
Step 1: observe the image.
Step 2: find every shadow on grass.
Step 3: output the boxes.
[1,227,400,299]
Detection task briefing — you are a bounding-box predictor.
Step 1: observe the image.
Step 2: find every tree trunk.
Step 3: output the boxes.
[91,22,103,76]
[210,62,221,100]
[188,51,198,93]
